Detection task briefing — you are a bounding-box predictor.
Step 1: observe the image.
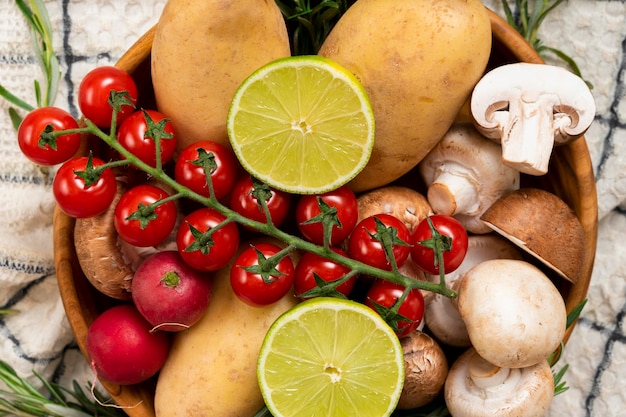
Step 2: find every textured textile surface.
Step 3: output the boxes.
[0,1,624,416]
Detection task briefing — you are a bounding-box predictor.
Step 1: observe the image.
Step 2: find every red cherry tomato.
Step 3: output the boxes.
[229,175,291,227]
[348,214,412,271]
[17,107,81,166]
[116,109,176,169]
[365,280,425,338]
[52,156,117,218]
[410,215,469,276]
[296,185,358,246]
[78,66,138,127]
[176,208,239,271]
[230,243,294,307]
[174,140,238,201]
[114,184,178,247]
[293,248,354,299]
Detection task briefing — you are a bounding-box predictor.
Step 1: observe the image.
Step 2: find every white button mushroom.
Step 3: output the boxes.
[455,258,566,369]
[444,347,554,417]
[418,123,520,234]
[425,235,523,348]
[470,62,596,176]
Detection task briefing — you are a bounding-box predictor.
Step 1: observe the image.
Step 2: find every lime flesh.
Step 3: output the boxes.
[227,56,375,195]
[257,297,404,417]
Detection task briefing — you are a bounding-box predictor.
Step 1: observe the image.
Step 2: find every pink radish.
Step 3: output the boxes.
[86,304,170,385]
[131,250,212,332]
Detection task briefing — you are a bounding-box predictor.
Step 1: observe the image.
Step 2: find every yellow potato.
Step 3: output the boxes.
[154,242,299,417]
[318,0,492,192]
[151,0,291,153]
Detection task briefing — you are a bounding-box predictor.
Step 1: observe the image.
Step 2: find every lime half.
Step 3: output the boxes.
[227,56,375,194]
[257,297,404,417]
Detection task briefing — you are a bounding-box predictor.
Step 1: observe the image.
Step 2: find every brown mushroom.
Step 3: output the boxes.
[356,185,432,233]
[480,187,585,283]
[397,330,448,410]
[74,179,134,300]
[444,347,554,417]
[74,176,182,300]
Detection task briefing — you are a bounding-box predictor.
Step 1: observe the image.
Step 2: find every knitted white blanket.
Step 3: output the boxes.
[1,1,624,416]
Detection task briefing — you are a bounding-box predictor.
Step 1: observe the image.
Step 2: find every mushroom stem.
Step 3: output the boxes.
[468,351,521,390]
[500,93,560,175]
[427,168,480,216]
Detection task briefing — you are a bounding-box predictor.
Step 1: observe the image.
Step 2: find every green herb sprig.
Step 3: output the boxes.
[0,360,126,417]
[0,0,62,130]
[501,0,592,88]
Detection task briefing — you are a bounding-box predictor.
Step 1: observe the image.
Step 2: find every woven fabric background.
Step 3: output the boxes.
[0,1,624,416]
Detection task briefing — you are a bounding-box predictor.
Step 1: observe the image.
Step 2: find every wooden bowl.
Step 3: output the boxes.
[53,9,598,417]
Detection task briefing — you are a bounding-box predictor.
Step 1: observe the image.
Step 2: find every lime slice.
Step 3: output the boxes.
[257,297,404,417]
[227,56,375,194]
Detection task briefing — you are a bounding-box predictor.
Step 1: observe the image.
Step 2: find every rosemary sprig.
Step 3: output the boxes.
[0,360,125,417]
[275,0,356,55]
[501,0,592,88]
[0,0,62,129]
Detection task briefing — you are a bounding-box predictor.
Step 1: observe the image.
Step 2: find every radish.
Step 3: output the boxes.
[131,250,212,332]
[86,304,170,385]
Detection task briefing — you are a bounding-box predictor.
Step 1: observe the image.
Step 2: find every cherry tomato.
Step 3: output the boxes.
[348,214,412,271]
[296,185,358,246]
[176,208,239,271]
[114,184,178,247]
[293,248,355,299]
[17,107,81,166]
[365,280,425,338]
[174,140,238,201]
[229,175,291,227]
[410,215,469,276]
[116,109,176,169]
[230,243,294,307]
[78,66,138,127]
[52,156,117,218]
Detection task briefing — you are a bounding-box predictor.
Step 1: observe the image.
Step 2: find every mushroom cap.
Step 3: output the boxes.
[74,180,134,300]
[397,330,448,410]
[425,235,523,347]
[356,185,432,233]
[418,123,519,234]
[456,259,566,369]
[480,187,585,283]
[444,347,554,417]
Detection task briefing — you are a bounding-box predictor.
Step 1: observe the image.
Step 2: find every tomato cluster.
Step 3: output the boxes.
[19,66,471,347]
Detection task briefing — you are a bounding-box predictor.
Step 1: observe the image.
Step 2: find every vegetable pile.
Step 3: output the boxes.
[10,0,595,416]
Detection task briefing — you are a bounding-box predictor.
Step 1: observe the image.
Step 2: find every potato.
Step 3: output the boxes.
[154,241,299,417]
[151,0,291,153]
[318,0,492,193]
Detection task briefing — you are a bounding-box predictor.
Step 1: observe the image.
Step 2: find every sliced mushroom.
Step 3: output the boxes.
[418,123,519,234]
[397,330,448,410]
[425,235,523,348]
[455,259,566,369]
[471,62,595,175]
[356,185,432,233]
[445,347,554,417]
[480,187,585,283]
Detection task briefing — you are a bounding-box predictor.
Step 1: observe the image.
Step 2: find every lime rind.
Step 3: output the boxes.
[257,297,404,417]
[227,56,375,195]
